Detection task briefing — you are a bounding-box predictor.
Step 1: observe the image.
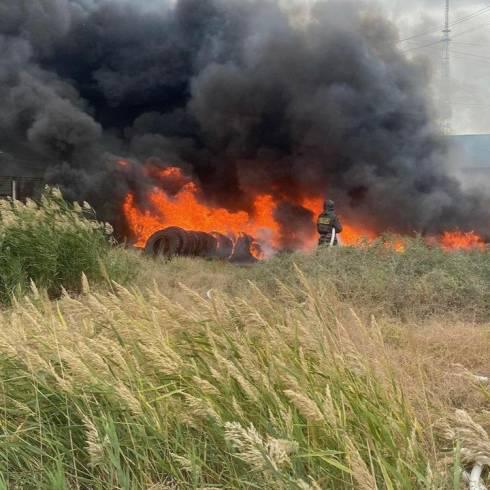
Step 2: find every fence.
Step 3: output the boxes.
[0,177,45,201]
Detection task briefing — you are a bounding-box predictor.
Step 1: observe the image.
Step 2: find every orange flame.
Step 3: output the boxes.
[121,164,486,255]
[439,231,486,251]
[123,167,294,251]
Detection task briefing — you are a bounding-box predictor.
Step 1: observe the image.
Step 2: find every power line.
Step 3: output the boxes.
[451,21,490,39]
[451,41,489,48]
[398,28,442,44]
[450,48,490,64]
[398,4,490,44]
[401,39,443,52]
[450,5,490,26]
[445,49,490,72]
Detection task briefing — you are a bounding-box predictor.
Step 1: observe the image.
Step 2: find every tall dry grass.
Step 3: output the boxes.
[2,194,490,488]
[0,265,489,489]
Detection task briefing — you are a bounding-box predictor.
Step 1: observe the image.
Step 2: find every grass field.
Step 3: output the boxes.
[1,193,490,489]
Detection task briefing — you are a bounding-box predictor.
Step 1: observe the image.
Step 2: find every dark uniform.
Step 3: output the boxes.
[317,200,343,247]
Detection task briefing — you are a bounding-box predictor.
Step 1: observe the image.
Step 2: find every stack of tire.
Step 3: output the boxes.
[144,227,258,263]
[144,227,229,259]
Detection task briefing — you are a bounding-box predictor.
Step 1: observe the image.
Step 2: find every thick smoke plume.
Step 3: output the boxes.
[1,0,489,241]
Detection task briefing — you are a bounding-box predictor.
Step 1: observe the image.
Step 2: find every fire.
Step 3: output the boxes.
[121,163,487,256]
[391,239,407,253]
[250,241,265,260]
[439,231,486,251]
[123,166,293,252]
[120,162,388,252]
[340,225,377,246]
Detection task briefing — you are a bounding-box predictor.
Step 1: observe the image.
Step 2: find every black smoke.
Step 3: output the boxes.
[1,0,489,242]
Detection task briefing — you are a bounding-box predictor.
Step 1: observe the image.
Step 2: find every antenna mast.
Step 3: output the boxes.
[441,0,452,134]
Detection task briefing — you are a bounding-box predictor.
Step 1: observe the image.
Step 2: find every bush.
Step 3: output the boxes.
[0,188,134,304]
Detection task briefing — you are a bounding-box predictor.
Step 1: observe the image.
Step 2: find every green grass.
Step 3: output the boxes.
[0,189,135,304]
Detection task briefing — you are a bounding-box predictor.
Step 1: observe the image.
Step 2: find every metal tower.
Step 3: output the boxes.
[441,0,452,134]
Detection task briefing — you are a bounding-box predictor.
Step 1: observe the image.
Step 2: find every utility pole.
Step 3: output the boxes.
[441,0,452,134]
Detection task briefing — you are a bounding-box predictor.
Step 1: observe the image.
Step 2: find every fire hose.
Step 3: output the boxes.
[461,375,489,490]
[464,464,487,490]
[328,228,342,247]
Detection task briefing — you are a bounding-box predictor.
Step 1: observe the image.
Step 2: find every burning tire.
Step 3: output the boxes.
[230,234,258,263]
[145,227,221,258]
[144,227,257,262]
[145,227,188,257]
[211,232,234,259]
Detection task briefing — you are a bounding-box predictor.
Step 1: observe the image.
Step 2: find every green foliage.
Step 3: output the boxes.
[0,188,135,304]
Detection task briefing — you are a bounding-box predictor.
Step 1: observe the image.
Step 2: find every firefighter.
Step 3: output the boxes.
[317,200,343,247]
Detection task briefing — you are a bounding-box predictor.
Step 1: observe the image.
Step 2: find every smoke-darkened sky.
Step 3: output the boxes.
[289,0,490,134]
[1,0,489,241]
